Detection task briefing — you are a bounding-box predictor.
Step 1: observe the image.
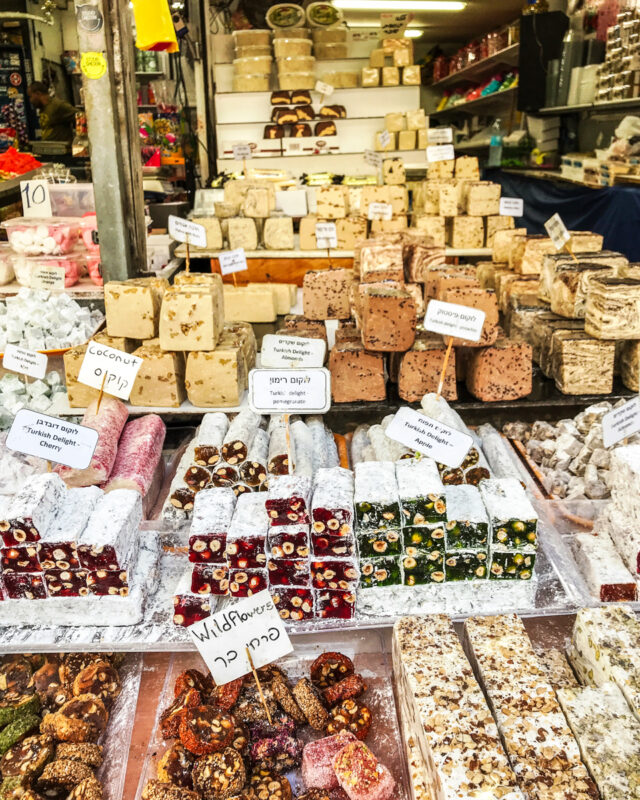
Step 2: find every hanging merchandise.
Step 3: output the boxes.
[131,0,179,53]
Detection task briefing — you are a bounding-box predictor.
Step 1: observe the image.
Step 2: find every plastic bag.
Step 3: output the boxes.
[131,0,179,53]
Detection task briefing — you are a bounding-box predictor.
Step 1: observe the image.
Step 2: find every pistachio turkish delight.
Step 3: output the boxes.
[354,461,400,532]
[479,478,538,551]
[395,458,445,525]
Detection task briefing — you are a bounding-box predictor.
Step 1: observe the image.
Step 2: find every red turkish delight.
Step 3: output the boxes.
[86,569,129,596]
[1,546,41,573]
[173,594,212,627]
[38,542,80,571]
[267,558,310,587]
[1,473,66,546]
[226,536,267,569]
[268,526,310,559]
[189,533,227,564]
[301,731,357,789]
[312,467,355,538]
[229,568,268,597]
[2,572,47,600]
[77,544,120,572]
[44,569,89,597]
[310,559,358,590]
[266,475,312,526]
[332,741,395,800]
[311,532,355,558]
[315,589,356,619]
[191,563,229,596]
[270,587,314,622]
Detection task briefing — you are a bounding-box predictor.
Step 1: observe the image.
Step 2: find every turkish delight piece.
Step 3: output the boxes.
[163,446,197,526]
[444,485,489,550]
[402,524,445,555]
[312,467,354,538]
[307,416,339,473]
[267,558,310,588]
[77,489,142,571]
[191,563,229,596]
[301,731,357,789]
[356,529,401,558]
[303,269,354,320]
[188,533,227,564]
[291,419,313,479]
[405,551,446,585]
[268,525,310,559]
[229,568,268,597]
[535,648,580,691]
[572,532,637,602]
[329,343,387,404]
[354,461,399,532]
[585,276,640,339]
[489,548,536,580]
[190,487,237,548]
[194,412,229,466]
[332,741,395,800]
[1,472,66,546]
[239,428,269,487]
[87,568,129,596]
[479,478,538,551]
[183,464,212,492]
[55,396,129,487]
[44,569,89,597]
[444,550,488,581]
[395,458,446,526]
[3,572,47,600]
[226,493,269,568]
[266,475,312,526]
[173,570,212,627]
[103,414,166,496]
[360,556,401,588]
[361,285,416,352]
[38,486,103,569]
[39,542,80,572]
[271,587,314,622]
[268,415,295,476]
[1,546,41,573]
[310,558,358,590]
[221,409,262,465]
[311,531,355,558]
[465,339,532,402]
[315,588,356,619]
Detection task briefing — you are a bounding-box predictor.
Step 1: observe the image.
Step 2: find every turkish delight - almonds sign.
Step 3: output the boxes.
[424,299,485,342]
[315,222,337,249]
[261,335,327,369]
[168,215,207,249]
[386,406,473,469]
[188,590,293,684]
[602,397,640,448]
[3,344,48,380]
[7,408,98,469]
[249,368,331,414]
[78,340,143,401]
[219,248,249,276]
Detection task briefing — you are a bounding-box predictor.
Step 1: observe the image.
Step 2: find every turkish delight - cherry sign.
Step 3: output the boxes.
[7,409,98,469]
[188,590,293,684]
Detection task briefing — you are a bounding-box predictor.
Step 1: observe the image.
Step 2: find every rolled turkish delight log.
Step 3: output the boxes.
[226,493,269,568]
[239,428,269,487]
[210,464,239,488]
[369,424,413,462]
[162,445,197,526]
[38,485,103,570]
[291,419,313,478]
[395,458,445,526]
[1,472,66,546]
[266,474,312,526]
[55,396,129,487]
[312,467,354,537]
[221,409,262,465]
[104,414,166,496]
[307,416,339,472]
[77,488,142,572]
[350,425,372,467]
[477,423,527,486]
[269,417,296,476]
[194,412,229,466]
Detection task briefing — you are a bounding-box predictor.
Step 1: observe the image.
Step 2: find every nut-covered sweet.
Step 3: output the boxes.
[175,669,212,698]
[0,657,35,699]
[40,712,94,744]
[179,705,235,756]
[58,694,108,736]
[247,767,292,800]
[38,758,93,788]
[55,743,103,768]
[209,677,243,711]
[66,775,104,800]
[34,661,69,711]
[142,780,200,800]
[271,677,305,724]
[321,674,366,707]
[0,734,54,778]
[160,688,202,739]
[234,685,277,724]
[157,742,194,788]
[192,747,246,800]
[310,653,354,689]
[59,655,101,688]
[72,662,120,709]
[291,679,328,731]
[230,722,250,756]
[325,699,372,740]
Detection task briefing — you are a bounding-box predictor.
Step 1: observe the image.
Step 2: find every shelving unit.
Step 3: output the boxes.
[536,96,640,116]
[430,86,518,119]
[430,43,520,89]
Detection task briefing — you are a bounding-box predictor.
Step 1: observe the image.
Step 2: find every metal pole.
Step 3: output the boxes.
[74,0,146,280]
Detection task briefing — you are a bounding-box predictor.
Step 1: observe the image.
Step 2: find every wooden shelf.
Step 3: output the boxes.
[430,43,520,89]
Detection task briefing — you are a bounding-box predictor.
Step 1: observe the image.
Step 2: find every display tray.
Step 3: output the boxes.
[0,276,104,300]
[54,391,250,417]
[0,317,105,359]
[134,628,411,800]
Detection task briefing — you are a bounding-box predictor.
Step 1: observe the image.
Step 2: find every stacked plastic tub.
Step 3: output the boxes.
[232,29,273,92]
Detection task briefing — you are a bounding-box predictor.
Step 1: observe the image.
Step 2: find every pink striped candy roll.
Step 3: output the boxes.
[104,414,166,497]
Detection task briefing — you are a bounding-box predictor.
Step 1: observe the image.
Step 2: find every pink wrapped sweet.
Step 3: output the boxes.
[2,217,80,255]
[332,741,395,800]
[301,731,357,789]
[104,414,166,497]
[87,253,103,286]
[80,213,100,252]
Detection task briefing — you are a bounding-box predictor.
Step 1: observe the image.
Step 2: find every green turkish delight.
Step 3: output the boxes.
[479,478,538,550]
[444,485,489,550]
[360,556,402,588]
[0,776,27,799]
[0,695,40,729]
[489,548,536,580]
[444,550,489,581]
[402,551,445,586]
[357,528,401,557]
[354,461,400,531]
[402,524,445,554]
[0,714,40,757]
[395,457,446,525]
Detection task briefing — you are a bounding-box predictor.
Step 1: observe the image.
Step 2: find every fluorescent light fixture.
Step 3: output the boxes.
[404,28,423,37]
[334,0,465,10]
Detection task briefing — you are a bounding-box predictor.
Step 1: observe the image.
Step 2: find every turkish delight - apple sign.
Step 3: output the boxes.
[424,299,485,342]
[7,409,98,469]
[77,340,143,401]
[386,406,473,469]
[188,590,293,684]
[602,397,640,448]
[249,368,331,414]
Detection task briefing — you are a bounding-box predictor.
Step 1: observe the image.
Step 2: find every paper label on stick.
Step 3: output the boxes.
[232,143,253,160]
[261,335,327,369]
[428,127,453,145]
[427,144,455,163]
[188,590,293,684]
[499,197,524,217]
[367,202,393,221]
[386,406,473,469]
[544,212,570,250]
[602,397,640,448]
[378,130,391,148]
[3,344,47,380]
[219,248,249,275]
[30,264,65,292]
[77,340,143,401]
[364,149,382,168]
[168,215,207,248]
[424,299,485,342]
[7,408,98,469]
[315,80,334,97]
[249,368,331,413]
[20,179,52,218]
[315,221,337,249]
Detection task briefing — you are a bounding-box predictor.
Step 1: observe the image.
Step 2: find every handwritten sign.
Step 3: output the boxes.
[364,150,383,168]
[424,299,485,342]
[232,143,253,160]
[188,590,293,684]
[3,344,47,380]
[315,221,337,249]
[168,215,207,248]
[544,213,570,250]
[315,80,334,97]
[386,406,473,469]
[499,197,524,217]
[367,202,393,221]
[428,127,453,145]
[219,248,249,275]
[77,340,143,401]
[602,397,640,448]
[261,335,326,369]
[30,264,65,292]
[7,409,98,468]
[20,179,52,218]
[378,130,391,149]
[249,368,331,414]
[426,144,455,163]
[380,11,412,35]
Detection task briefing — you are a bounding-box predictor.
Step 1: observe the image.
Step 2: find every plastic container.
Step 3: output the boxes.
[236,44,272,57]
[312,26,347,43]
[80,213,100,253]
[48,183,95,218]
[278,71,315,90]
[315,41,348,59]
[1,217,81,255]
[232,73,271,91]
[86,252,103,286]
[232,29,271,48]
[0,244,14,286]
[10,250,86,288]
[307,3,343,29]
[274,27,310,39]
[276,55,315,73]
[233,55,273,75]
[273,37,313,57]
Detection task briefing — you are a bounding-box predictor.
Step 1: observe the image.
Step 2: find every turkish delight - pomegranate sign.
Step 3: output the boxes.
[78,340,143,401]
[424,299,485,342]
[7,409,98,469]
[602,397,640,448]
[386,406,473,469]
[249,368,331,414]
[189,590,293,684]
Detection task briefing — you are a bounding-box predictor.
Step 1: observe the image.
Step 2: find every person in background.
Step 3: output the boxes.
[27,82,76,142]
